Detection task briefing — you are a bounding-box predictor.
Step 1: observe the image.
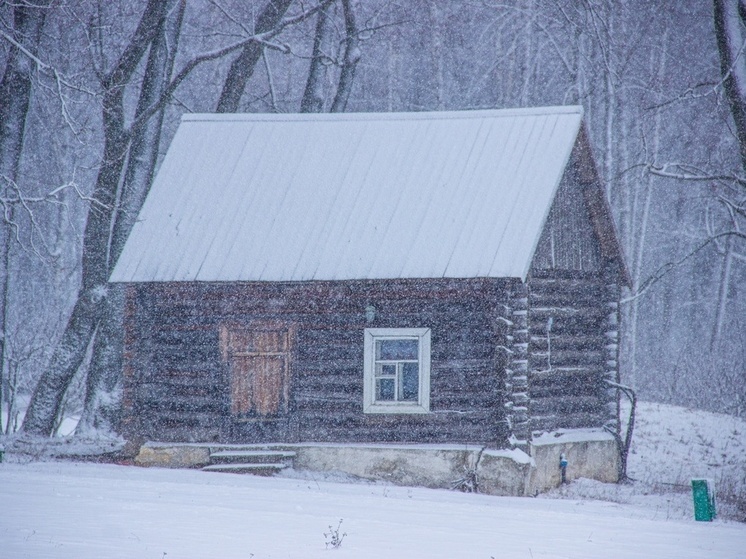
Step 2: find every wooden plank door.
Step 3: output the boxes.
[221,325,291,418]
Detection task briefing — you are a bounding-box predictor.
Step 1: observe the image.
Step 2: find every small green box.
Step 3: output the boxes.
[691,478,717,521]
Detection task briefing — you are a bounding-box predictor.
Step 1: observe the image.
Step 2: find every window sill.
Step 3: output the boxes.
[363,403,430,415]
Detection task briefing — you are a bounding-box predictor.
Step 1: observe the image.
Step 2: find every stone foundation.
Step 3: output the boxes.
[135,429,618,496]
[528,429,619,494]
[135,443,211,468]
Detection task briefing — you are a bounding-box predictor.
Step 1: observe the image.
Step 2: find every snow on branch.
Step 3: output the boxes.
[0,171,108,259]
[0,29,94,135]
[647,162,746,187]
[621,231,746,304]
[647,3,746,111]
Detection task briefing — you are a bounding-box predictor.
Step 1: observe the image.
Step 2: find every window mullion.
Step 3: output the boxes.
[394,362,401,401]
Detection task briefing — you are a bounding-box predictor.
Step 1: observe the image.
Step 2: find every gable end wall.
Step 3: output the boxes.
[526,150,622,436]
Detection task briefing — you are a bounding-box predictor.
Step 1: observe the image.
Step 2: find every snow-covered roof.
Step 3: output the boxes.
[110,106,584,283]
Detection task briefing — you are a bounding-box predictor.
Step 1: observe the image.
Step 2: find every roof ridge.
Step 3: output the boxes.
[181,106,583,123]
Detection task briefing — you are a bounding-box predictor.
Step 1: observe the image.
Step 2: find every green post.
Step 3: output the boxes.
[691,478,717,521]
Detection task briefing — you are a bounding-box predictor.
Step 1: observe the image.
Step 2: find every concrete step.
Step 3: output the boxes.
[202,462,289,475]
[204,448,296,476]
[209,450,296,464]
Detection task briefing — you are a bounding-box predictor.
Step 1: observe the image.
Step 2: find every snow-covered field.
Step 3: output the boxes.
[2,461,745,559]
[1,401,745,558]
[541,401,746,522]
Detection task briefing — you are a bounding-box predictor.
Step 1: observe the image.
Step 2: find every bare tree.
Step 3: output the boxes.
[21,0,171,436]
[715,0,746,171]
[77,0,187,437]
[21,0,346,437]
[0,0,53,433]
[711,0,746,347]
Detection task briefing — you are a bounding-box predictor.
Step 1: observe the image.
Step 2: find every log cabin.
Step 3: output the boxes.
[110,107,629,478]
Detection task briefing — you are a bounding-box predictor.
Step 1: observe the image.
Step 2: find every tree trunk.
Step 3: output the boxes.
[22,0,166,436]
[711,234,733,349]
[300,3,335,112]
[78,0,186,437]
[77,285,125,436]
[0,0,51,435]
[110,0,186,268]
[428,1,445,110]
[714,0,746,173]
[628,27,668,386]
[711,0,746,351]
[0,1,49,192]
[20,288,102,435]
[216,0,295,113]
[330,0,360,112]
[21,130,130,435]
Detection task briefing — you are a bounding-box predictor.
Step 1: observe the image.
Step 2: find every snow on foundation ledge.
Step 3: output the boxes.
[532,428,615,446]
[135,432,617,497]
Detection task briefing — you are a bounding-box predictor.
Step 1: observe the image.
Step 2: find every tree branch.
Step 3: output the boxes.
[647,162,746,187]
[102,1,166,91]
[0,28,95,134]
[131,0,336,132]
[262,48,279,112]
[621,231,746,304]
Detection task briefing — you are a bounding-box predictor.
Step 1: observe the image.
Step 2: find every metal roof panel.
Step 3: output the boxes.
[110,107,584,283]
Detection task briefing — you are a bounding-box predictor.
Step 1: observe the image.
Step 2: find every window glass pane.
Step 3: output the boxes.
[376,363,396,377]
[400,362,419,401]
[376,338,418,360]
[376,378,395,401]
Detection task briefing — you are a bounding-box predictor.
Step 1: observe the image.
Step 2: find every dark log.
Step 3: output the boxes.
[531,349,606,367]
[529,335,605,351]
[531,395,603,415]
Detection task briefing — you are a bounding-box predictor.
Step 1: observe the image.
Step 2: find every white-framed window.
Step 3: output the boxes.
[363,328,431,414]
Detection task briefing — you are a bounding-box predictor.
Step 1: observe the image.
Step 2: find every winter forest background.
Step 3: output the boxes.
[1,0,745,437]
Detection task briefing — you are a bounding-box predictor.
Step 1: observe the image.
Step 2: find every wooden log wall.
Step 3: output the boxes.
[526,270,618,434]
[122,278,513,446]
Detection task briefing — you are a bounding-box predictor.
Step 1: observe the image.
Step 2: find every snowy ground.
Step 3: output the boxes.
[1,401,745,558]
[2,461,746,559]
